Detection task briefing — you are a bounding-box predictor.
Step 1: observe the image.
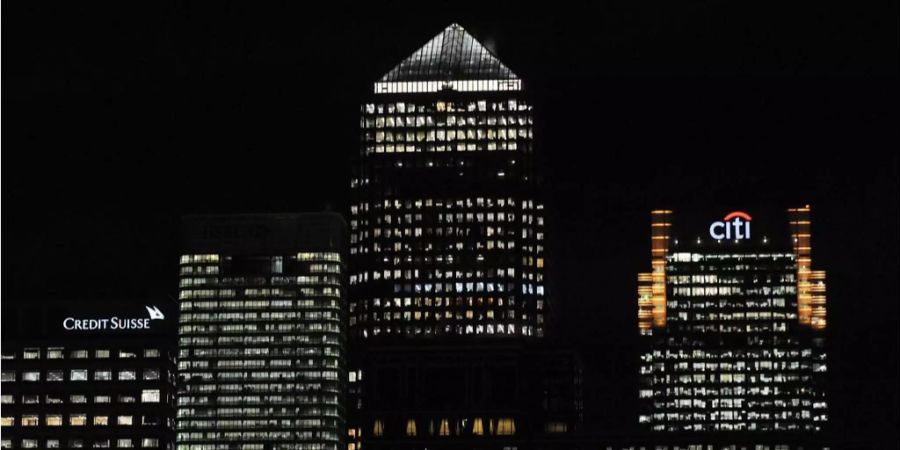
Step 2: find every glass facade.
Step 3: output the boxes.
[176,214,347,450]
[637,207,828,432]
[351,24,546,341]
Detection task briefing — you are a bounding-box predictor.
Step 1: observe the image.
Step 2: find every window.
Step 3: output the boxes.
[22,415,39,426]
[143,349,160,358]
[0,371,14,382]
[95,349,111,359]
[117,439,133,448]
[140,438,158,448]
[94,370,112,381]
[48,370,64,381]
[23,348,40,359]
[71,369,88,381]
[70,414,87,426]
[118,370,136,381]
[141,389,160,403]
[48,440,61,448]
[22,371,40,382]
[118,416,133,426]
[496,418,516,435]
[142,368,160,380]
[0,395,12,404]
[21,440,38,449]
[23,395,40,404]
[0,417,13,427]
[119,350,137,359]
[47,348,64,359]
[94,416,109,426]
[118,395,136,403]
[95,395,112,403]
[47,415,63,426]
[373,419,384,436]
[70,395,87,404]
[70,349,88,359]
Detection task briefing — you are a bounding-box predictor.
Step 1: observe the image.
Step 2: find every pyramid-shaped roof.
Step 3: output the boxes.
[380,23,518,82]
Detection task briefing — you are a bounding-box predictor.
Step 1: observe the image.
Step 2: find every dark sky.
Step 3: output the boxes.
[4,1,898,446]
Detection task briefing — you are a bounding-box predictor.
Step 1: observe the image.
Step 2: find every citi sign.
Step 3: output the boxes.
[709,211,752,240]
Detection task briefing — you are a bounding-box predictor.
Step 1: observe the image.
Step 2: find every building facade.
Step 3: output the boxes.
[175,213,347,450]
[1,301,177,449]
[637,206,828,432]
[351,23,546,341]
[346,24,582,450]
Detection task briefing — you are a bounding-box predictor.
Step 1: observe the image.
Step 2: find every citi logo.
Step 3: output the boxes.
[709,211,752,240]
[145,305,165,320]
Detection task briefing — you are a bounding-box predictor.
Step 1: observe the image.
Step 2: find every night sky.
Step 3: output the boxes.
[4,1,898,447]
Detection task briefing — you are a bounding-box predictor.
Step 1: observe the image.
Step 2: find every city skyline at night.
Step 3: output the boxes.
[3,3,898,449]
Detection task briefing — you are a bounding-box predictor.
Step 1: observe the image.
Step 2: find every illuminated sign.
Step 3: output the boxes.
[709,211,752,240]
[63,305,166,331]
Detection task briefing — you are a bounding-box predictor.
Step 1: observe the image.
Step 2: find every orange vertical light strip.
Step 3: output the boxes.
[643,210,671,331]
[789,205,826,330]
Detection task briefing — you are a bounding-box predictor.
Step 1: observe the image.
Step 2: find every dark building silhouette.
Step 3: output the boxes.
[637,207,828,432]
[1,301,178,449]
[175,213,347,450]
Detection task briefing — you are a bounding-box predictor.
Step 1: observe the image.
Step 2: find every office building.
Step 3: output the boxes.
[1,301,177,449]
[351,23,546,340]
[175,213,347,450]
[637,206,828,432]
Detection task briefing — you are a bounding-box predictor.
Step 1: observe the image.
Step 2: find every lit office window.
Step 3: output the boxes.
[71,369,88,381]
[140,390,160,403]
[22,371,40,382]
[21,415,39,426]
[46,415,64,426]
[69,414,87,426]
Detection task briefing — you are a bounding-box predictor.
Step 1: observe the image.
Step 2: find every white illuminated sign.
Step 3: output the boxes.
[709,211,752,240]
[63,305,165,331]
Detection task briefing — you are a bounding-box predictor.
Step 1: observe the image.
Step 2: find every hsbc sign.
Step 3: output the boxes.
[709,211,752,240]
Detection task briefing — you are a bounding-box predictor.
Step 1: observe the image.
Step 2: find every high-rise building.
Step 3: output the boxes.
[1,300,177,450]
[351,23,546,341]
[175,213,347,450]
[637,206,828,432]
[347,24,582,449]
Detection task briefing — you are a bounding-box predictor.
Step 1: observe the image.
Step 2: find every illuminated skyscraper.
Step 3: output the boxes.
[175,214,347,450]
[637,206,828,432]
[347,25,580,448]
[351,23,546,340]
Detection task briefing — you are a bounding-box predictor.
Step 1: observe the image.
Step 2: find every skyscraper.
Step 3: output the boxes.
[175,213,347,450]
[637,206,828,432]
[347,24,581,449]
[351,23,546,340]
